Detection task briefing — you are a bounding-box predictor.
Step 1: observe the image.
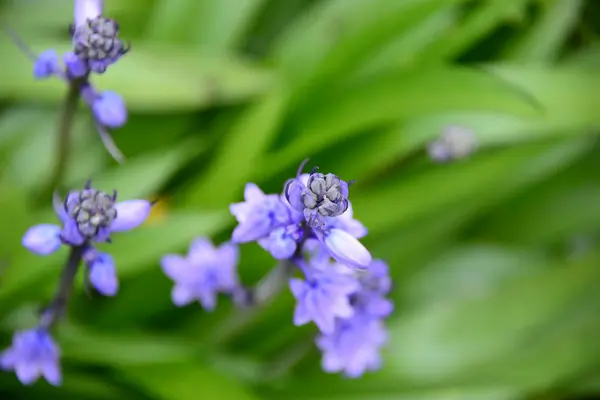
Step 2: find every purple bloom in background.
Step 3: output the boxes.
[230,183,294,243]
[0,329,61,386]
[317,316,388,378]
[290,266,359,334]
[161,238,239,310]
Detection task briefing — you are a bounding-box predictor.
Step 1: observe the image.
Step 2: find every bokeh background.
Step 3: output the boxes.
[1,0,600,399]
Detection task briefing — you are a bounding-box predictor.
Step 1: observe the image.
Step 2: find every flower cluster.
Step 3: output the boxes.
[161,161,393,378]
[32,0,129,161]
[427,125,478,162]
[0,181,151,386]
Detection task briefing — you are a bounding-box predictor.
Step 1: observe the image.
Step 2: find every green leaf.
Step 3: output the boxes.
[185,91,287,207]
[503,0,583,64]
[352,138,588,235]
[0,39,273,111]
[59,324,194,366]
[272,0,470,88]
[419,0,530,63]
[191,0,268,52]
[121,363,259,400]
[75,138,205,200]
[387,251,600,385]
[257,66,541,179]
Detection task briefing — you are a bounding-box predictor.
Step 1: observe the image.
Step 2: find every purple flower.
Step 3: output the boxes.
[161,238,239,310]
[0,329,61,386]
[72,1,129,75]
[319,228,372,269]
[230,183,293,243]
[85,249,119,296]
[428,125,478,162]
[285,164,350,228]
[289,266,359,334]
[258,224,303,260]
[91,91,127,128]
[22,182,151,255]
[352,260,394,319]
[74,0,103,28]
[316,316,388,378]
[33,50,60,79]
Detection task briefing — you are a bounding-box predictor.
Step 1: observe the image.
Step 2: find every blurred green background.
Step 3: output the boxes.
[1,0,600,399]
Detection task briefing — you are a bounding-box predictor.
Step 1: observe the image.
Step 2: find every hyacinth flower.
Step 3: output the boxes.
[427,125,478,162]
[5,0,130,191]
[0,181,151,386]
[161,160,393,378]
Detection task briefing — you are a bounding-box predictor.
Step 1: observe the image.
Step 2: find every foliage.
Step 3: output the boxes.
[0,0,600,399]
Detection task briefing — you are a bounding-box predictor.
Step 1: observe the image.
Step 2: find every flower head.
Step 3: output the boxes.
[428,125,478,162]
[72,16,130,74]
[0,329,61,386]
[21,181,151,254]
[161,238,239,310]
[290,264,359,334]
[230,183,294,243]
[285,161,350,228]
[317,316,388,378]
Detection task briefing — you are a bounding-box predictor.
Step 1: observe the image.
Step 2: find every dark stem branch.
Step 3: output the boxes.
[39,245,84,330]
[47,80,82,193]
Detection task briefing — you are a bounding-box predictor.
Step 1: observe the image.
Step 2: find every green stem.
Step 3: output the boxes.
[47,80,82,193]
[39,245,84,330]
[208,259,297,345]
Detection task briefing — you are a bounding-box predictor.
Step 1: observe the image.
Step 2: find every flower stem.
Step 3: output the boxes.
[39,245,84,330]
[208,259,297,345]
[47,80,82,194]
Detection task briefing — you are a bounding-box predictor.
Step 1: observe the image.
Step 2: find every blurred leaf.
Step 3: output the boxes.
[353,138,589,235]
[122,362,259,400]
[504,0,583,64]
[191,0,268,52]
[387,251,600,384]
[258,66,542,177]
[78,138,206,200]
[419,0,530,63]
[272,0,470,88]
[483,183,600,245]
[185,91,287,207]
[60,324,194,366]
[0,38,273,111]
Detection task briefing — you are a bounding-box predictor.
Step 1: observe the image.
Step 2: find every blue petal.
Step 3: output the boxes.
[92,91,127,128]
[89,253,119,296]
[33,50,59,79]
[74,0,103,27]
[322,228,372,269]
[63,51,88,78]
[110,200,151,232]
[22,224,62,255]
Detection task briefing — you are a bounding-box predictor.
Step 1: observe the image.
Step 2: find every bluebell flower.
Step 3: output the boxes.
[161,238,239,310]
[9,0,129,162]
[23,183,150,252]
[230,183,294,243]
[289,262,359,334]
[71,0,130,75]
[316,316,388,378]
[165,161,391,378]
[3,181,152,386]
[428,125,478,162]
[22,181,151,297]
[0,329,61,386]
